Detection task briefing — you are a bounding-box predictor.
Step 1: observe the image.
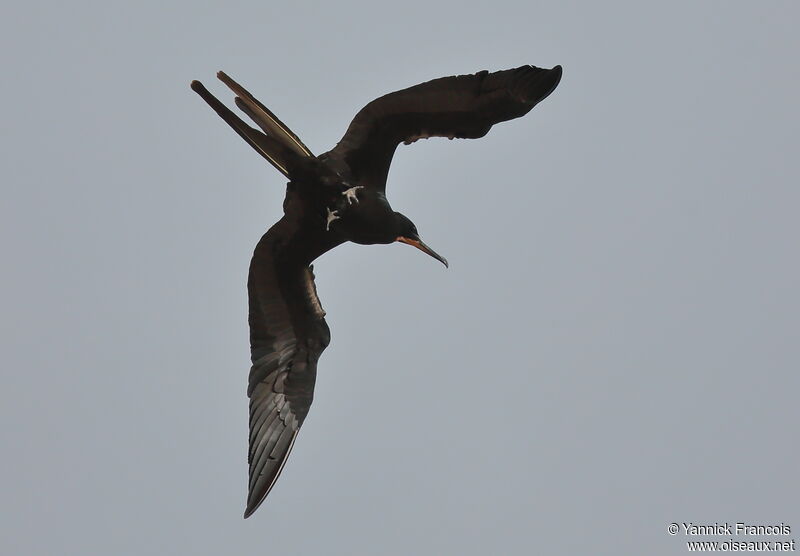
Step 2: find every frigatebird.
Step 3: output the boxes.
[191,64,562,517]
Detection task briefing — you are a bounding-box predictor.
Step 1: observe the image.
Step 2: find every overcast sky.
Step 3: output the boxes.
[2,1,798,555]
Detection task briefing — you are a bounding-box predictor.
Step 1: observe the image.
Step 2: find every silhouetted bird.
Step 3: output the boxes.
[191,64,562,517]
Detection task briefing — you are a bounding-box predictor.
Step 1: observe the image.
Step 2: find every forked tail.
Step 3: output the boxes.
[190,73,313,177]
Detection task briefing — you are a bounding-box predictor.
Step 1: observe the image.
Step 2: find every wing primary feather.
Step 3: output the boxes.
[244,431,298,518]
[250,405,283,451]
[250,397,280,444]
[249,393,276,427]
[269,425,296,461]
[249,421,287,486]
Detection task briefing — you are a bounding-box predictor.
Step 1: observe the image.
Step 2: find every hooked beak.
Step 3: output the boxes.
[396,236,449,268]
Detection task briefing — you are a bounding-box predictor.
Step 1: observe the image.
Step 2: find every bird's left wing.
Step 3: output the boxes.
[323,64,562,191]
[244,216,332,518]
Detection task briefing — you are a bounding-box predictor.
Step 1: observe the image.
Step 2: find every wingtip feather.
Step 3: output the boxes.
[243,429,300,519]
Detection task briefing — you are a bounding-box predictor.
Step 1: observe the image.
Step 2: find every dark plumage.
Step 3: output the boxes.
[190,64,562,517]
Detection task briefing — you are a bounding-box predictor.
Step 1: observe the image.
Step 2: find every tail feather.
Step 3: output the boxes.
[217,71,314,159]
[190,80,298,177]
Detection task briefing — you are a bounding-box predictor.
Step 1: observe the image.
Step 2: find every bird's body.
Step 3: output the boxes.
[191,64,562,517]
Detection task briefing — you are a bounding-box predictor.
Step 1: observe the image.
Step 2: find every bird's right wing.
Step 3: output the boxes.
[244,216,332,518]
[324,65,562,191]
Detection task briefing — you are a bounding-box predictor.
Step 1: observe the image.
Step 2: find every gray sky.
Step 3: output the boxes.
[2,1,798,555]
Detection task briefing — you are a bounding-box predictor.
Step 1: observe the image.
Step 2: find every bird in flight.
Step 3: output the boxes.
[191,64,562,517]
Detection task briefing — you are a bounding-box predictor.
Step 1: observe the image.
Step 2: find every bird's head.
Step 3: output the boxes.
[392,212,448,268]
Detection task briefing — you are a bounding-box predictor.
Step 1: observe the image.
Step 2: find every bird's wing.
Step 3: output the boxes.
[244,216,332,518]
[324,65,562,191]
[191,80,306,177]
